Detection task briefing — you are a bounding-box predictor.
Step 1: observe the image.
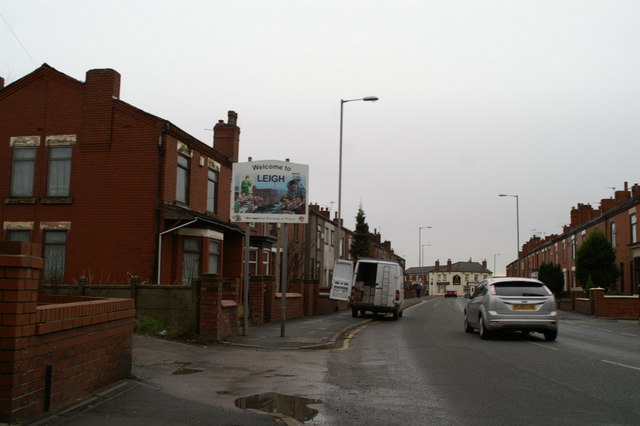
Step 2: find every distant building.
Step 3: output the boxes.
[406,259,492,296]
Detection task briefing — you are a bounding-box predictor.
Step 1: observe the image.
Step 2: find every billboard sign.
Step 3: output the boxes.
[231,160,309,224]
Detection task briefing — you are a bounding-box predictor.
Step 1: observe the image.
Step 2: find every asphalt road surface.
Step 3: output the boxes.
[322,298,640,426]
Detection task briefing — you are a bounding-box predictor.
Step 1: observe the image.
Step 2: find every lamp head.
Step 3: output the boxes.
[363,96,379,102]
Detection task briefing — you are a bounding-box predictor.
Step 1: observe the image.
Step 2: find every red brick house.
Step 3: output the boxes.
[507,182,640,296]
[0,64,244,285]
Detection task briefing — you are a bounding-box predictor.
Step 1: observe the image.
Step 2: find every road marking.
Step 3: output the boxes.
[407,300,428,310]
[331,323,375,351]
[528,341,559,351]
[601,360,640,372]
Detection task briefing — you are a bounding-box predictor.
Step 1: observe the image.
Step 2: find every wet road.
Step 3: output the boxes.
[322,298,640,425]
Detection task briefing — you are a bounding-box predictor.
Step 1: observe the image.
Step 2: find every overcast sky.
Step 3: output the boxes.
[2,0,639,274]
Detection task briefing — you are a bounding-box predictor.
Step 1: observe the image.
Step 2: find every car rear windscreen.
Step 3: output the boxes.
[493,282,547,297]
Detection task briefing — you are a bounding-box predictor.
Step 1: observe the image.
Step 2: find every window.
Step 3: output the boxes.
[182,237,201,285]
[631,214,637,244]
[47,146,72,197]
[7,229,30,242]
[610,222,617,248]
[207,169,218,213]
[331,229,335,247]
[177,153,190,204]
[249,249,257,275]
[316,225,322,249]
[208,240,220,274]
[11,146,36,197]
[43,231,67,284]
[262,249,270,275]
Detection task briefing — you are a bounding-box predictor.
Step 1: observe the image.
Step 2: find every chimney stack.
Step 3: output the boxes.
[214,110,240,162]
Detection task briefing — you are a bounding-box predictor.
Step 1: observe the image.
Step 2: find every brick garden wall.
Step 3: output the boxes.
[562,287,639,319]
[0,242,135,423]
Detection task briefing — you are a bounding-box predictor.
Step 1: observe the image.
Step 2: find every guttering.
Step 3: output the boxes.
[155,122,169,284]
[156,218,198,285]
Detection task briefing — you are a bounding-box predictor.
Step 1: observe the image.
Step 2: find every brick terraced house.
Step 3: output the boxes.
[0,64,244,285]
[507,182,640,296]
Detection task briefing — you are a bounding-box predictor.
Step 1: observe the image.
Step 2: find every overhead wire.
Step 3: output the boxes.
[0,10,37,67]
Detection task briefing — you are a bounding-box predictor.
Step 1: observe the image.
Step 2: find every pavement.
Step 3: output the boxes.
[25,297,425,426]
[221,297,425,350]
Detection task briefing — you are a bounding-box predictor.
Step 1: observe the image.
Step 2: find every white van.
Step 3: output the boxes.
[329,258,405,320]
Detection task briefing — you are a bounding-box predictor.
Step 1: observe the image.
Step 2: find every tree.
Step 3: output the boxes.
[575,229,619,293]
[538,262,564,295]
[349,206,371,260]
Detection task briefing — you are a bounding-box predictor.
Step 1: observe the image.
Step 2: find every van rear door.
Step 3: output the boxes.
[329,260,354,301]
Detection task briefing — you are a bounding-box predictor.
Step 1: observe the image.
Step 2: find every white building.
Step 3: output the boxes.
[406,259,493,296]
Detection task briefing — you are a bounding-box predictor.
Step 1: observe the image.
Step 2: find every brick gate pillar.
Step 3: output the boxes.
[0,242,43,423]
[197,274,222,342]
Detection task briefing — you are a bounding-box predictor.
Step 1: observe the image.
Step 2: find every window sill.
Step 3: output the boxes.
[5,197,36,204]
[40,197,73,204]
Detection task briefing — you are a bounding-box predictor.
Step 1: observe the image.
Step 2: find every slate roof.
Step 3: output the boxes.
[405,261,491,275]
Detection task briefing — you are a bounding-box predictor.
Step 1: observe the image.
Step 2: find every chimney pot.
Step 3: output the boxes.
[228,110,238,126]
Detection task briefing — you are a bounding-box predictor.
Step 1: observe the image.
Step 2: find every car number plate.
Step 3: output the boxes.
[512,304,535,310]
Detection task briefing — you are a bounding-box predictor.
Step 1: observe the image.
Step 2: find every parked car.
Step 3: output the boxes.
[464,277,558,341]
[444,290,457,298]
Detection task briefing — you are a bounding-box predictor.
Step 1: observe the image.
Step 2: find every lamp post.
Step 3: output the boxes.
[337,96,378,259]
[418,226,431,268]
[422,244,432,268]
[499,194,520,257]
[493,253,500,277]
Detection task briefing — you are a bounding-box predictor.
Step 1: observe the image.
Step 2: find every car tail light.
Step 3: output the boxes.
[490,285,496,296]
[395,290,400,301]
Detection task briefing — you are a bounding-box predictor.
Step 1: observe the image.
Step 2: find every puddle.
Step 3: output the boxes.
[234,392,322,423]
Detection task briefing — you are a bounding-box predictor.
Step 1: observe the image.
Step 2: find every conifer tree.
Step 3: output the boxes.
[349,206,371,260]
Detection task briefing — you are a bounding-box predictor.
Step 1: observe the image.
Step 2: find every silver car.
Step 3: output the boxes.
[464,277,558,341]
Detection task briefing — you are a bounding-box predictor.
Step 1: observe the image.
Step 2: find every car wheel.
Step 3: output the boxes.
[464,313,474,333]
[479,315,492,340]
[544,329,558,342]
[351,308,358,318]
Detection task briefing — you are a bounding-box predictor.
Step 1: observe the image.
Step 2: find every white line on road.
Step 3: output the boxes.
[601,360,640,372]
[528,341,559,351]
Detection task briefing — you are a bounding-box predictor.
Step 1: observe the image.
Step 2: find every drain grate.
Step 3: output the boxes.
[171,368,203,375]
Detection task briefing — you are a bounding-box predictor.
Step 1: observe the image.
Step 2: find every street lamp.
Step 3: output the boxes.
[337,96,379,259]
[418,226,431,268]
[493,253,500,276]
[499,194,520,257]
[422,244,432,268]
